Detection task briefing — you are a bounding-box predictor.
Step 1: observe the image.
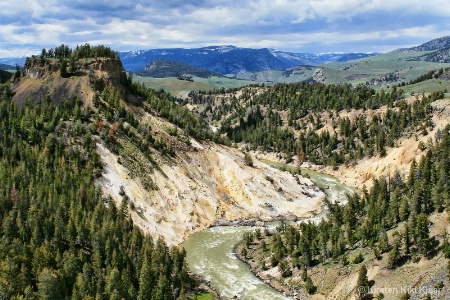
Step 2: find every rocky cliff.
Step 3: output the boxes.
[12,57,127,106]
[96,115,326,246]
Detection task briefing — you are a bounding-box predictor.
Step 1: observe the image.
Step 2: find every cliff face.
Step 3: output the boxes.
[22,58,59,78]
[12,57,127,106]
[96,132,326,246]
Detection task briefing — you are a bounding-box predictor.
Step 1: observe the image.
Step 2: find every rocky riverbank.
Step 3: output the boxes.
[190,275,221,300]
[234,240,297,298]
[233,211,450,300]
[212,213,307,227]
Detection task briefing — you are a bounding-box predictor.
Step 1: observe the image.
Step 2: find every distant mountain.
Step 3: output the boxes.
[336,53,378,62]
[407,36,450,52]
[121,46,287,74]
[422,47,450,63]
[268,50,315,67]
[119,46,380,74]
[395,36,450,63]
[0,57,26,68]
[270,50,378,66]
[412,36,450,63]
[203,47,286,74]
[0,63,15,70]
[139,59,221,78]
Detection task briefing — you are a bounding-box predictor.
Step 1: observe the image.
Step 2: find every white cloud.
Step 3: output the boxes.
[0,0,450,56]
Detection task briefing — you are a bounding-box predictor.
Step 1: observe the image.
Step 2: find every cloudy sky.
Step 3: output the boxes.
[1,0,450,57]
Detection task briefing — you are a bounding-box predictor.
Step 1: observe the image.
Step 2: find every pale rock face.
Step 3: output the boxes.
[96,141,325,246]
[313,68,326,83]
[12,57,126,107]
[25,69,40,79]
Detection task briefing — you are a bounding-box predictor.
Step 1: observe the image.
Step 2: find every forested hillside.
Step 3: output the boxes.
[0,45,204,299]
[0,69,13,83]
[1,44,328,299]
[187,75,450,298]
[2,41,450,299]
[188,83,441,166]
[185,78,450,297]
[236,123,450,298]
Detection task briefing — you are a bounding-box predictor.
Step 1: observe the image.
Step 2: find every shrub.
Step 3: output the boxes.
[353,252,364,264]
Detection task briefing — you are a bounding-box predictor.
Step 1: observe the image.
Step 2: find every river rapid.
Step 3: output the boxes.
[181,168,357,300]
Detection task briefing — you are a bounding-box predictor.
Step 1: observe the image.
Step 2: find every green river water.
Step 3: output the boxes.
[181,168,357,300]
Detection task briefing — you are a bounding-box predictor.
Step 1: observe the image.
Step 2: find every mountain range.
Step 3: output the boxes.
[402,35,450,52]
[1,47,377,75]
[0,57,26,69]
[120,36,450,76]
[2,36,450,79]
[119,46,378,75]
[0,63,15,70]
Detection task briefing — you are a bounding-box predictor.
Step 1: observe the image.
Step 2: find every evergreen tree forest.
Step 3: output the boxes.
[0,69,12,84]
[126,82,215,141]
[0,59,198,299]
[404,67,448,86]
[190,83,442,166]
[236,123,450,292]
[39,44,119,61]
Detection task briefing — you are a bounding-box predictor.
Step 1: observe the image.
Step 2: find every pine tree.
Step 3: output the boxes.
[176,286,187,300]
[399,196,410,222]
[304,276,315,295]
[244,151,254,167]
[69,56,75,74]
[37,268,64,300]
[138,255,154,300]
[387,238,400,268]
[279,259,292,277]
[402,224,411,256]
[376,131,386,157]
[105,267,124,299]
[60,60,68,77]
[357,264,369,298]
[378,230,389,253]
[386,189,400,227]
[415,214,431,256]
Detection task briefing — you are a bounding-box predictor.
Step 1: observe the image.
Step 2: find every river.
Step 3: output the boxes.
[181,168,357,300]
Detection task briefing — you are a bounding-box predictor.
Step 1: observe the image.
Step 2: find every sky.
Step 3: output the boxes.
[1,0,450,57]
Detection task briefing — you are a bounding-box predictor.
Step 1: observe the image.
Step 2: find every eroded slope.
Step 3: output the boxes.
[96,129,325,246]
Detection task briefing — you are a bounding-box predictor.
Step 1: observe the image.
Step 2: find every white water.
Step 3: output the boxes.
[181,169,357,300]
